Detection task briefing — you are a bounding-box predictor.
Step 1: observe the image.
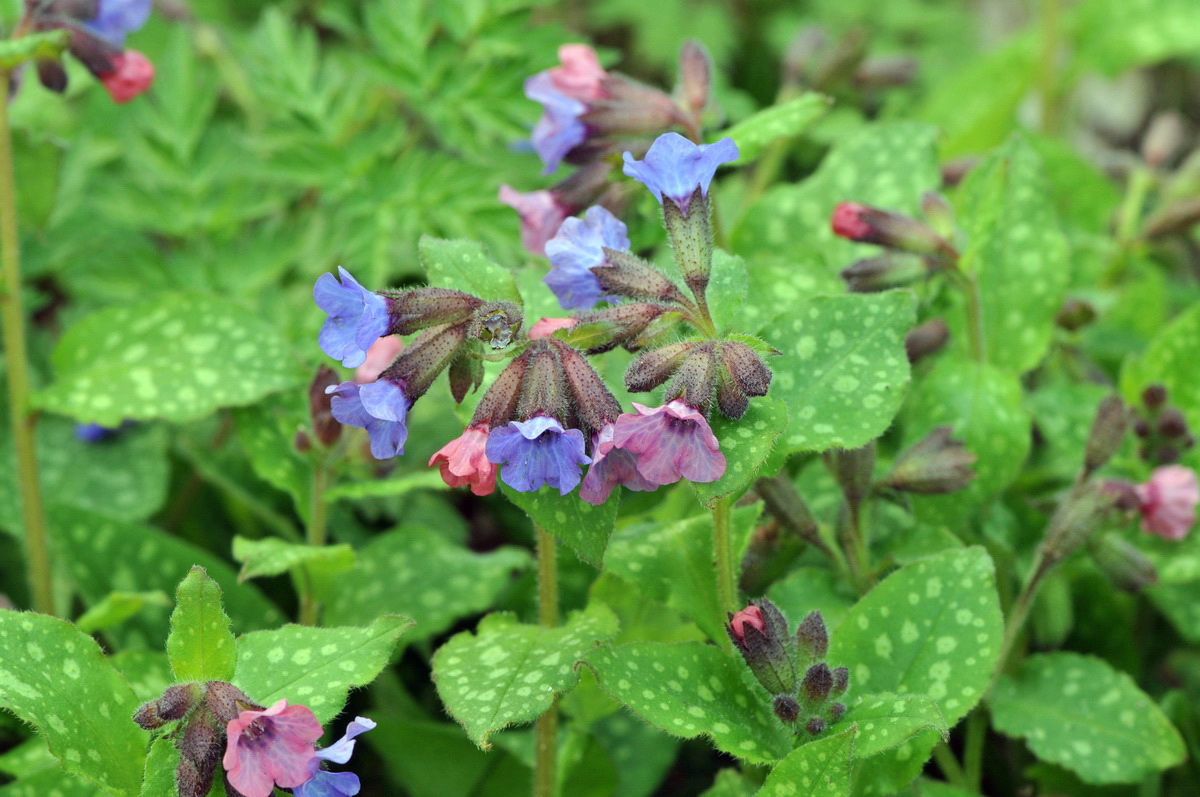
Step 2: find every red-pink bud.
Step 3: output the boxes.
[529,317,578,339]
[101,50,154,103]
[729,605,765,641]
[831,202,875,241]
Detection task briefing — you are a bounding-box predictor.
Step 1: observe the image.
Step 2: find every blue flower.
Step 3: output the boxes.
[622,133,739,211]
[75,422,119,443]
[544,206,630,310]
[486,415,591,495]
[326,380,410,459]
[526,72,588,175]
[84,0,152,46]
[293,716,377,797]
[314,267,390,369]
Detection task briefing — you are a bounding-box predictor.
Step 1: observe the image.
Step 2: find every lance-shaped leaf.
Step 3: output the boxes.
[692,399,788,507]
[828,693,947,759]
[168,566,238,683]
[420,236,521,304]
[724,94,832,164]
[757,725,855,797]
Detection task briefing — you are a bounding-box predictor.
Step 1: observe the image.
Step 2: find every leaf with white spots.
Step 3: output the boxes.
[757,725,855,797]
[232,536,356,604]
[692,399,788,507]
[731,122,940,266]
[954,133,1070,373]
[234,403,314,522]
[830,547,1003,729]
[829,694,946,759]
[167,567,238,683]
[582,641,793,764]
[419,236,522,305]
[323,524,530,642]
[500,483,619,567]
[0,767,98,797]
[0,610,145,794]
[723,93,832,165]
[604,505,759,643]
[139,737,179,797]
[432,605,618,749]
[759,292,914,454]
[36,292,303,426]
[707,250,749,336]
[989,652,1185,784]
[232,615,413,724]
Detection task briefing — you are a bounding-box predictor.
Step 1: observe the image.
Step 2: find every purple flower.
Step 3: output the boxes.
[622,133,739,212]
[84,0,152,46]
[526,72,588,175]
[544,206,629,310]
[579,423,658,505]
[314,267,389,369]
[76,422,119,443]
[326,380,410,459]
[293,716,377,797]
[610,400,726,485]
[486,415,591,495]
[223,700,322,797]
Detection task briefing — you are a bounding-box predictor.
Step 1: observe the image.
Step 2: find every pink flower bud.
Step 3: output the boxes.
[728,605,765,642]
[1135,465,1199,540]
[100,50,154,103]
[354,336,404,384]
[831,202,875,241]
[549,44,609,102]
[528,317,578,339]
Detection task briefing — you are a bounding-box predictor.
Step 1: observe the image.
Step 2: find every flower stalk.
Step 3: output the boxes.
[0,67,55,617]
[534,524,558,797]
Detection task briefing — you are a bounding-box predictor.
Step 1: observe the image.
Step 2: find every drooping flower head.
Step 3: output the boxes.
[223,700,322,797]
[498,186,571,256]
[579,422,657,505]
[314,267,390,369]
[622,133,739,214]
[100,50,154,103]
[430,425,498,497]
[610,400,725,485]
[293,716,377,797]
[486,415,591,495]
[326,380,411,460]
[1136,465,1199,540]
[84,0,153,46]
[354,336,404,384]
[544,205,630,310]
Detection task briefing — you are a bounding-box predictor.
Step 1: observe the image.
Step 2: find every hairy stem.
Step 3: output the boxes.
[298,459,330,625]
[713,497,738,617]
[0,68,54,616]
[533,525,558,797]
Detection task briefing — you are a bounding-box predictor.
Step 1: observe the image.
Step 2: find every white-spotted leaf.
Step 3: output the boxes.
[757,725,854,797]
[500,483,618,567]
[724,94,832,164]
[419,236,521,304]
[692,399,788,507]
[829,694,947,759]
[167,567,238,683]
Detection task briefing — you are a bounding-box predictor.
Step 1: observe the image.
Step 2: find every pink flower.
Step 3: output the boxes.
[728,605,765,642]
[429,425,498,496]
[1135,465,1199,540]
[354,336,404,384]
[610,400,726,485]
[830,202,874,242]
[499,186,571,256]
[528,317,578,339]
[579,422,657,505]
[548,44,609,102]
[100,50,154,103]
[223,699,323,797]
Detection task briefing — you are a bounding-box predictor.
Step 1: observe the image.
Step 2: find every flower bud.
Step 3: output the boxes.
[177,706,222,797]
[582,75,683,136]
[905,318,949,364]
[800,662,833,705]
[805,717,826,736]
[1055,299,1097,332]
[1039,482,1117,567]
[716,377,749,420]
[469,301,523,351]
[829,702,847,723]
[1158,408,1189,440]
[625,342,696,392]
[854,55,918,88]
[796,611,829,663]
[840,253,930,293]
[309,365,342,448]
[555,339,623,437]
[773,694,801,724]
[665,345,717,411]
[830,666,849,697]
[133,684,201,730]
[380,287,483,335]
[573,303,677,354]
[882,426,977,494]
[1142,384,1168,410]
[516,342,569,425]
[1084,396,1129,476]
[719,342,773,398]
[592,249,688,305]
[470,354,529,430]
[447,352,484,404]
[662,186,713,299]
[831,202,957,259]
[1088,532,1159,592]
[919,191,955,239]
[678,40,712,116]
[1142,111,1185,168]
[726,599,799,696]
[825,443,876,507]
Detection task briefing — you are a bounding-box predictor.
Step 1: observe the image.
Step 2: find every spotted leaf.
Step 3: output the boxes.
[419,236,522,305]
[692,399,788,507]
[757,725,855,797]
[167,567,237,683]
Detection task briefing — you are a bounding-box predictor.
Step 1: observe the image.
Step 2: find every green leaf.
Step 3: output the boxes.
[325,470,448,501]
[830,694,947,759]
[701,769,756,797]
[323,524,530,642]
[582,641,793,763]
[768,567,855,632]
[234,404,314,521]
[757,726,855,797]
[1147,581,1200,642]
[604,505,758,642]
[110,650,173,702]
[954,134,1070,373]
[1075,0,1200,74]
[830,548,1003,728]
[759,292,914,454]
[0,611,144,794]
[500,483,619,567]
[433,605,618,749]
[167,566,238,683]
[723,94,832,164]
[75,591,171,635]
[233,615,413,723]
[140,738,179,797]
[419,236,521,304]
[1120,303,1200,437]
[707,250,750,336]
[0,30,69,69]
[990,652,1185,784]
[37,293,303,426]
[0,767,98,797]
[692,399,788,506]
[739,255,843,334]
[232,536,356,604]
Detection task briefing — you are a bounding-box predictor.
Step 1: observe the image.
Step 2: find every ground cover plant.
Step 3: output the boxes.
[1,0,1200,795]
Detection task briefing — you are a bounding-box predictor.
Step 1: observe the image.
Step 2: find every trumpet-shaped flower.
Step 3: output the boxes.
[1136,465,1199,540]
[223,700,322,797]
[544,206,629,310]
[579,422,657,505]
[486,415,591,495]
[430,425,498,496]
[610,400,725,485]
[293,717,377,797]
[314,267,389,369]
[326,380,410,459]
[622,133,738,212]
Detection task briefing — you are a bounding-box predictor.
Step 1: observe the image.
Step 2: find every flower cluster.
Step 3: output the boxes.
[23,0,155,103]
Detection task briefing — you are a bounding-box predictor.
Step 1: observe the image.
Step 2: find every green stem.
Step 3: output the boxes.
[932,741,968,789]
[838,501,871,595]
[986,553,1048,696]
[946,267,986,363]
[1037,0,1064,135]
[298,459,330,625]
[1103,166,1154,285]
[963,707,987,791]
[712,497,738,617]
[0,68,54,616]
[533,525,558,797]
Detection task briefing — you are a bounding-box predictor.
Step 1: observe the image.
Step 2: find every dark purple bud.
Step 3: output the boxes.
[133,684,201,730]
[1084,396,1129,476]
[679,40,712,116]
[553,161,614,211]
[625,342,696,393]
[1158,408,1188,440]
[720,342,772,397]
[716,378,749,420]
[36,58,68,93]
[554,339,623,436]
[801,662,833,705]
[883,426,977,495]
[1088,532,1159,593]
[726,599,798,696]
[1156,446,1180,465]
[1142,384,1168,410]
[379,287,483,336]
[824,443,876,506]
[177,706,222,797]
[805,717,826,736]
[468,301,523,351]
[309,365,342,447]
[582,75,683,136]
[828,702,847,722]
[592,249,688,305]
[796,611,829,662]
[831,667,849,697]
[665,345,717,411]
[383,322,469,400]
[1134,418,1151,438]
[839,253,930,293]
[773,694,801,724]
[447,352,483,404]
[941,156,978,187]
[905,318,949,364]
[470,354,529,430]
[203,681,261,725]
[1055,299,1097,331]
